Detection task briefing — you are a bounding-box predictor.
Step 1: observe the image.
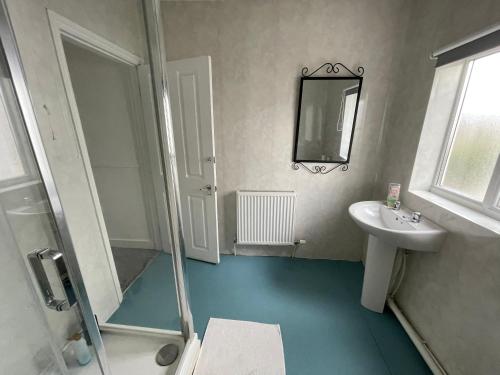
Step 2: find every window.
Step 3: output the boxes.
[432,49,500,218]
[0,48,36,188]
[338,86,358,160]
[0,92,26,181]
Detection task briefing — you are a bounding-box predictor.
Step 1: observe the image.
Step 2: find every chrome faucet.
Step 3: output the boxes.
[411,211,422,223]
[393,201,401,210]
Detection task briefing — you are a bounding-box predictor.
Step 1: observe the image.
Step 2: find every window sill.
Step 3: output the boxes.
[408,190,500,236]
[0,179,41,194]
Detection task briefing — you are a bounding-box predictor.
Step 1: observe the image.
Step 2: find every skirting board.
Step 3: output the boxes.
[110,238,156,249]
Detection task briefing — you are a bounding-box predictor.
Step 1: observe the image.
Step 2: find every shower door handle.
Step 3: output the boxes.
[28,248,77,311]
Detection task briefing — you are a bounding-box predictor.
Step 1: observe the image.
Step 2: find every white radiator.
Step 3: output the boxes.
[237,191,296,245]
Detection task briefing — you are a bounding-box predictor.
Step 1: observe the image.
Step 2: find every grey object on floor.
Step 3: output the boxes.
[111,247,160,292]
[155,343,179,366]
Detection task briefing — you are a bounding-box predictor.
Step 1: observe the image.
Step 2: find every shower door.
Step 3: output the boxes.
[0,5,108,375]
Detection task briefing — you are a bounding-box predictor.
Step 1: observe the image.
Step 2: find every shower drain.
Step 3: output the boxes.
[155,343,179,366]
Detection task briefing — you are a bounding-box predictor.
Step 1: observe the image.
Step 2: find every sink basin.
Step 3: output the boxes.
[349,201,446,252]
[349,201,447,313]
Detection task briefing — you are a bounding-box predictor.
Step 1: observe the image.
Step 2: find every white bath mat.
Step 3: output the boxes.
[193,318,286,375]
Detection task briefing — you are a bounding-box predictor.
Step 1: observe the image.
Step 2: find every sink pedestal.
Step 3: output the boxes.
[350,201,446,313]
[361,235,397,313]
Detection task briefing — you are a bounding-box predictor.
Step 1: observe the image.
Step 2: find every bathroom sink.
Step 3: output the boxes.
[349,200,446,252]
[349,201,447,313]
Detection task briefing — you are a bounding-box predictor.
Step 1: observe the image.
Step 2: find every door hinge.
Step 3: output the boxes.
[207,156,216,163]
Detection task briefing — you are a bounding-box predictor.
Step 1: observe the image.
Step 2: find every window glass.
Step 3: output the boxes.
[339,92,356,160]
[0,86,26,181]
[440,51,500,201]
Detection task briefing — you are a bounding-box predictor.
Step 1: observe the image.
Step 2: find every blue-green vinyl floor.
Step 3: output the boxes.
[109,254,430,375]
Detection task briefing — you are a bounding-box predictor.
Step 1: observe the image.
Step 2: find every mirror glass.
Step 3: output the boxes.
[294,77,362,163]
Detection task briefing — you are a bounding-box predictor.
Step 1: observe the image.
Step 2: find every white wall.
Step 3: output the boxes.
[64,41,160,250]
[162,0,411,260]
[376,0,500,373]
[5,0,147,322]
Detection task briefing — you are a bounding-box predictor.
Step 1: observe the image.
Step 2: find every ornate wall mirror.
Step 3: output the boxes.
[293,63,363,174]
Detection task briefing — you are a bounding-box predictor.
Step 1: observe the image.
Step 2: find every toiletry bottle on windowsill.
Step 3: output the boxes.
[387,183,400,208]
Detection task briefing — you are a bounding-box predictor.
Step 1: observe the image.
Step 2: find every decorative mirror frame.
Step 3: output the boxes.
[292,63,364,174]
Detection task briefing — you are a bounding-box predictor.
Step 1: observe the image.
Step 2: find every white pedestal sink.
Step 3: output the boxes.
[349,201,446,313]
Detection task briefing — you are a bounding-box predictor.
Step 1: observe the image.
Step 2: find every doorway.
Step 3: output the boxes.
[46,8,180,320]
[166,56,220,264]
[63,40,163,292]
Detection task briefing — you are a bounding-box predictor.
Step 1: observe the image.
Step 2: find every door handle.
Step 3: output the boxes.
[27,248,77,311]
[199,184,214,195]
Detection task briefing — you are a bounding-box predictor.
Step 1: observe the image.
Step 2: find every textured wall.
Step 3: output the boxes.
[377,0,500,373]
[163,0,410,260]
[5,0,146,322]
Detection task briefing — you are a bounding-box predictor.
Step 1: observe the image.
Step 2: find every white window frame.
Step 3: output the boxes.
[0,73,37,189]
[431,46,500,221]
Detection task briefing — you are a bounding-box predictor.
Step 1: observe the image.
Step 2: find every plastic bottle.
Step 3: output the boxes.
[69,332,92,366]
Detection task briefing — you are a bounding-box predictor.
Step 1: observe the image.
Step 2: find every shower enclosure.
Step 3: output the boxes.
[0,0,197,373]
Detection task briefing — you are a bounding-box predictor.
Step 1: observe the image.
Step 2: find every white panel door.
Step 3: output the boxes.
[167,56,219,264]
